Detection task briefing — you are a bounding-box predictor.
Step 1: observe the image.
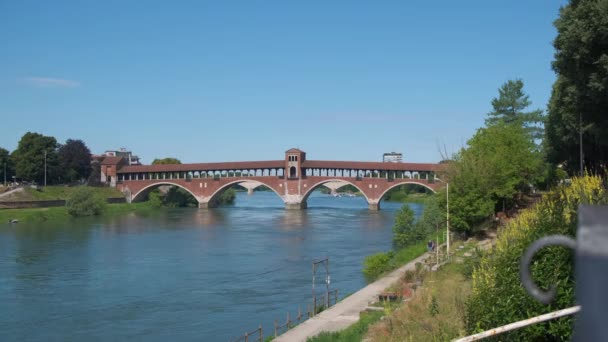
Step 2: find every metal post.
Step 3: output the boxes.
[274,320,278,337]
[44,150,47,187]
[326,258,330,309]
[446,182,450,259]
[259,325,262,342]
[3,162,6,186]
[312,260,315,316]
[579,112,584,177]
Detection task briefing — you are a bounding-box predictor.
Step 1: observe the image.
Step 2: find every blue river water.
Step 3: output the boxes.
[0,191,422,341]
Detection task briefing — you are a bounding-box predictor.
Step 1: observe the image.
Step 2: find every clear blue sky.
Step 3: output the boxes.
[0,1,568,164]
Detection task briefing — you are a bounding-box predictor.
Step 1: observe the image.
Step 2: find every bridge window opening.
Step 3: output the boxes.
[289,166,297,178]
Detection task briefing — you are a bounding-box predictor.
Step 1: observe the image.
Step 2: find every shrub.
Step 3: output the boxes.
[466,175,606,340]
[363,251,393,282]
[66,187,107,217]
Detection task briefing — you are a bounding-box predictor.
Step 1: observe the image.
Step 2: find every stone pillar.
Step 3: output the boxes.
[285,201,307,210]
[248,187,254,195]
[368,201,381,211]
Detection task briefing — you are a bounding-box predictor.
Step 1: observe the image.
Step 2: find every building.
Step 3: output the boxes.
[101,148,141,166]
[383,152,403,163]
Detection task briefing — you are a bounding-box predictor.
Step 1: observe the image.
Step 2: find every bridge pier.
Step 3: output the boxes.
[368,202,380,211]
[198,201,217,209]
[285,201,307,210]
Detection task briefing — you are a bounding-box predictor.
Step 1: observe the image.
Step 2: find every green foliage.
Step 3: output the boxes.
[429,295,439,317]
[485,79,544,141]
[362,251,393,282]
[12,132,61,184]
[209,187,237,207]
[447,123,543,233]
[306,310,383,342]
[151,157,182,165]
[392,204,417,248]
[147,189,163,208]
[546,0,608,176]
[0,147,14,184]
[58,139,92,183]
[66,187,107,217]
[163,187,198,207]
[466,176,606,340]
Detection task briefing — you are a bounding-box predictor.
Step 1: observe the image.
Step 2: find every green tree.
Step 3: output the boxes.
[0,147,14,185]
[392,204,420,248]
[447,124,543,233]
[66,187,107,217]
[485,79,544,141]
[12,132,60,184]
[152,157,181,165]
[58,139,92,183]
[546,0,608,175]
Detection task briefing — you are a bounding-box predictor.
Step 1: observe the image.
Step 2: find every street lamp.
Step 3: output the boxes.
[446,182,450,260]
[579,112,584,177]
[44,150,47,187]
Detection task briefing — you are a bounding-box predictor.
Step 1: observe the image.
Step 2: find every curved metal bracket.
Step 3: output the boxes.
[520,235,576,304]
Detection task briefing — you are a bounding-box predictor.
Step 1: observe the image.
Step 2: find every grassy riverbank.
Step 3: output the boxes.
[364,240,482,341]
[0,185,123,201]
[383,192,431,204]
[0,202,155,223]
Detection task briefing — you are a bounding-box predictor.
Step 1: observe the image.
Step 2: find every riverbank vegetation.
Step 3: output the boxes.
[0,185,123,201]
[66,187,107,217]
[466,175,606,340]
[360,2,608,337]
[0,202,156,223]
[364,240,481,341]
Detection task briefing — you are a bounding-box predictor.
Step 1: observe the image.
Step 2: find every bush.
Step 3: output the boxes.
[363,251,393,282]
[466,175,606,340]
[66,187,107,217]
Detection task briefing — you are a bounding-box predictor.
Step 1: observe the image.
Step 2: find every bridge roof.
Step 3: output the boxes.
[118,159,441,173]
[118,160,285,173]
[302,160,440,172]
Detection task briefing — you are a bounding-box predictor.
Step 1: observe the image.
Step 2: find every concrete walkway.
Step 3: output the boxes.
[274,251,431,342]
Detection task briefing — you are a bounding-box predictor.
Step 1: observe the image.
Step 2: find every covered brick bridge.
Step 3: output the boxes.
[101,149,443,210]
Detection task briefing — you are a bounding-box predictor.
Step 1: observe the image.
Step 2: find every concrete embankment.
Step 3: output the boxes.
[274,251,431,342]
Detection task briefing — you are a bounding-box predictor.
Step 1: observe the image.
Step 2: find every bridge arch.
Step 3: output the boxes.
[377,181,437,202]
[206,180,284,205]
[130,181,201,203]
[302,179,370,203]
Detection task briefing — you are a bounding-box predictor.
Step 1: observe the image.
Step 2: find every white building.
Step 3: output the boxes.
[383,152,403,163]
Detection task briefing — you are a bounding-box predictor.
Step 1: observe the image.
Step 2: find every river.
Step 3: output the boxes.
[0,191,422,341]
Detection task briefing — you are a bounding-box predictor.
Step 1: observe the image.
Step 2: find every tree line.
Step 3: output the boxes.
[1,132,94,186]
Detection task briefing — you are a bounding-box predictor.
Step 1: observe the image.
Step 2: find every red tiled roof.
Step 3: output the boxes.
[101,156,124,165]
[302,160,441,172]
[117,159,442,173]
[118,160,286,173]
[286,148,304,153]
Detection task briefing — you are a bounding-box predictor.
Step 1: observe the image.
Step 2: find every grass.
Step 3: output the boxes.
[306,310,384,342]
[383,192,432,204]
[0,202,155,223]
[19,186,123,200]
[364,241,480,342]
[364,231,447,283]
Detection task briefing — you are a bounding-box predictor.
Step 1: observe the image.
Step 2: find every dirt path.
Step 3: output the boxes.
[274,251,432,342]
[0,187,24,200]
